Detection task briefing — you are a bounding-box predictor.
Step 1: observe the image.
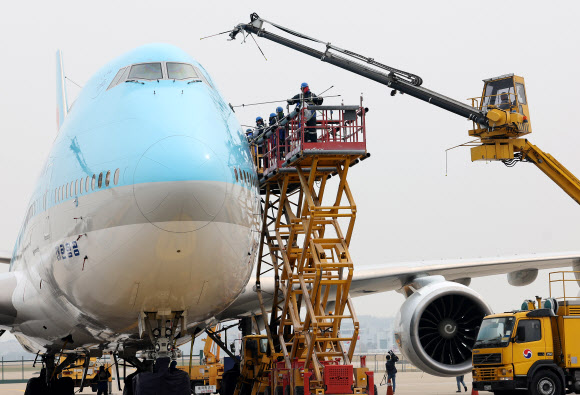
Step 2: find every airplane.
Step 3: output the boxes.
[0,43,579,389]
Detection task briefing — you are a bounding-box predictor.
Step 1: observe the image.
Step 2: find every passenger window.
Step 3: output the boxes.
[98,173,103,188]
[105,171,111,187]
[91,175,96,191]
[107,67,127,90]
[114,169,120,185]
[74,180,78,195]
[85,176,90,193]
[128,63,163,80]
[66,183,69,199]
[234,168,238,182]
[167,63,198,80]
[516,319,541,343]
[70,182,73,197]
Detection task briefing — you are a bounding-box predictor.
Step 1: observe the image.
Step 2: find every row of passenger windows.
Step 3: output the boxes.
[234,167,258,188]
[54,168,120,204]
[108,62,214,90]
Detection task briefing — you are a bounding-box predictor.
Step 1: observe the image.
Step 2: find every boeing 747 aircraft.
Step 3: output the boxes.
[0,44,579,390]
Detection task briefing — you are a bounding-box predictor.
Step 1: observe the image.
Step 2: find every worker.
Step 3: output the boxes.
[498,92,513,110]
[385,351,399,394]
[287,82,323,143]
[255,116,267,169]
[269,112,277,126]
[170,360,178,373]
[456,375,467,392]
[276,106,287,159]
[94,365,111,395]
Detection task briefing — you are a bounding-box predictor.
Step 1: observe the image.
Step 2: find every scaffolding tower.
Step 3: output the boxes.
[250,103,373,394]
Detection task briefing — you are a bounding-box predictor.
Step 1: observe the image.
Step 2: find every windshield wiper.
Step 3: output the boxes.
[187,79,203,84]
[125,79,145,85]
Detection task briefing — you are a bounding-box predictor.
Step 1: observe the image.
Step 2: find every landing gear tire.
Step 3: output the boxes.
[53,377,75,395]
[24,377,48,395]
[530,370,562,395]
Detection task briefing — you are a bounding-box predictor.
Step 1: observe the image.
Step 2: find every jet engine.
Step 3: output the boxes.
[395,276,492,377]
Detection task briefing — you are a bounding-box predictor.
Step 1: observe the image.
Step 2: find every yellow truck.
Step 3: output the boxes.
[472,271,580,395]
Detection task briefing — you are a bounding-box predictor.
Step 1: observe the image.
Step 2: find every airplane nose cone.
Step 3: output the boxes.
[133,135,227,232]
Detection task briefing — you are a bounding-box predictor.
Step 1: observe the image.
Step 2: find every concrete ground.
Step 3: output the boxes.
[0,372,478,395]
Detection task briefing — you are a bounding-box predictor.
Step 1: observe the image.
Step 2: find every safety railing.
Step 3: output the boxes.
[549,271,580,305]
[251,105,367,177]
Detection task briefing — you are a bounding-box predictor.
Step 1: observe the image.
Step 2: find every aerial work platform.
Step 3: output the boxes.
[241,104,375,395]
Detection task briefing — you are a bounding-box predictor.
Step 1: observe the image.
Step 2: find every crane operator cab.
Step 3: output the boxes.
[472,74,532,137]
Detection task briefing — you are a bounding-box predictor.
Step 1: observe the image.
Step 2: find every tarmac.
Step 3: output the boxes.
[0,372,476,395]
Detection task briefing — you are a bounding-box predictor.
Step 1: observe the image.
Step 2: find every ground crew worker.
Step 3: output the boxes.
[287,82,323,143]
[94,365,111,395]
[276,106,287,158]
[170,360,178,373]
[269,112,277,126]
[456,375,467,392]
[255,116,267,169]
[386,351,399,394]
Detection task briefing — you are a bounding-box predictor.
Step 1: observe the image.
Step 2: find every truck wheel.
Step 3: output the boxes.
[294,386,304,395]
[531,370,562,395]
[374,384,378,395]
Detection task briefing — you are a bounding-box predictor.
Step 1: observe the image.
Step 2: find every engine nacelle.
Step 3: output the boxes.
[395,276,492,377]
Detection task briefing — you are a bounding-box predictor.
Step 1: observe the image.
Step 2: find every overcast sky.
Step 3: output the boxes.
[1,0,580,343]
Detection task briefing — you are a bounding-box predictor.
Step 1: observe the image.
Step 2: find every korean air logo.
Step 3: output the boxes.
[523,349,532,359]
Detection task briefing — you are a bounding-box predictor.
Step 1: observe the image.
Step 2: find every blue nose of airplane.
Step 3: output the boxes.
[133,135,228,232]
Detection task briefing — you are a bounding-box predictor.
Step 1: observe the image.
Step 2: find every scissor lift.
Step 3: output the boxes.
[247,104,374,395]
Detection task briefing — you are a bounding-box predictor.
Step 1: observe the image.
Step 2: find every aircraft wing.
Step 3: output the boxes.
[347,251,580,296]
[0,251,11,264]
[218,251,580,319]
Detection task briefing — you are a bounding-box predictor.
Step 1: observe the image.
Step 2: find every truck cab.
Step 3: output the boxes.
[472,278,580,395]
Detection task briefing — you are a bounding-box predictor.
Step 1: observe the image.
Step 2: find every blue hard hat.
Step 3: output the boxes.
[256,116,263,122]
[246,129,252,133]
[270,113,276,118]
[276,106,283,113]
[301,82,309,89]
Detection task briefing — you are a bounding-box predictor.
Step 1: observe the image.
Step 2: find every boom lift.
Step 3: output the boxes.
[229,13,580,205]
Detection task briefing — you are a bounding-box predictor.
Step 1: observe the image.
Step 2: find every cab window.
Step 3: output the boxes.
[167,63,198,80]
[516,83,527,105]
[483,78,516,110]
[516,319,541,343]
[259,338,268,354]
[128,63,163,80]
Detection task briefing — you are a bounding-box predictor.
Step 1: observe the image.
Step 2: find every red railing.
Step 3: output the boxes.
[253,105,367,176]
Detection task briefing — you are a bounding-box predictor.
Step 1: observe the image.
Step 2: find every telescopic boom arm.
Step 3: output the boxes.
[230,13,489,126]
[230,13,580,206]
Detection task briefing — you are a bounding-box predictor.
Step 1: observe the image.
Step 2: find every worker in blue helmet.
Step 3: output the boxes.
[287,82,323,143]
[269,112,277,126]
[275,106,287,160]
[255,116,267,169]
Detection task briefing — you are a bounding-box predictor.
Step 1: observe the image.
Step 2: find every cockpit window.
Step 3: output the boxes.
[128,63,163,80]
[108,67,126,90]
[167,63,198,80]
